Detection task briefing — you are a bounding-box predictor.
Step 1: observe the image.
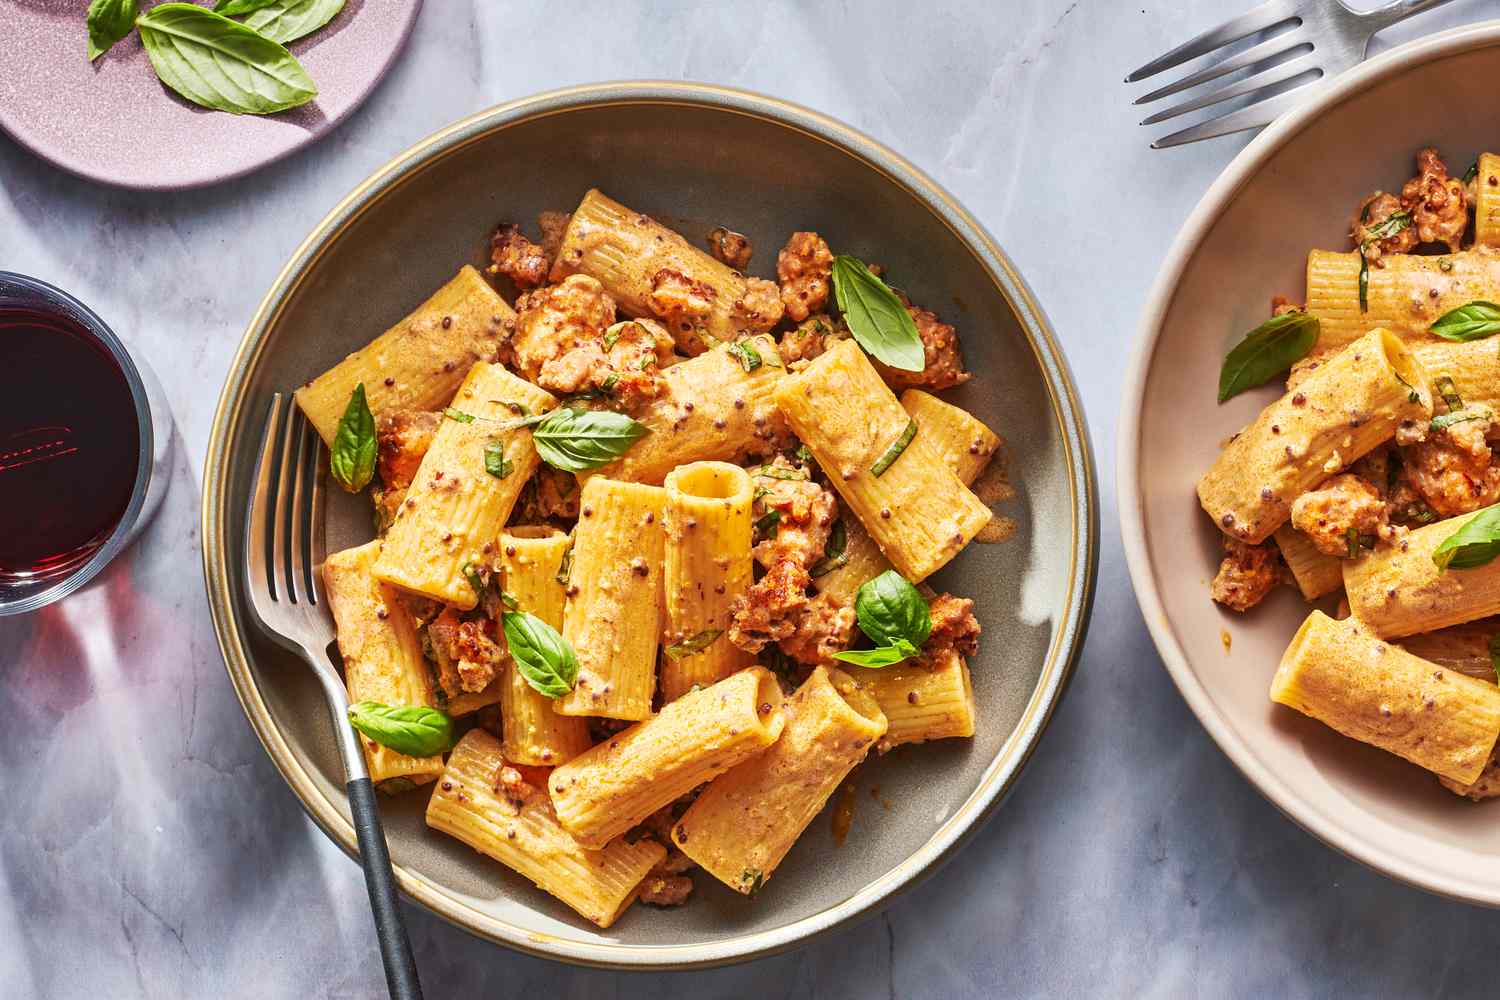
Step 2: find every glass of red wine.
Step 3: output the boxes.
[0,273,172,615]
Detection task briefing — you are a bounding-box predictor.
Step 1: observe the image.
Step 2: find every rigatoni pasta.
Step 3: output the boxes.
[426,729,665,928]
[1271,611,1500,784]
[838,648,976,752]
[373,363,556,608]
[548,667,786,849]
[323,540,446,791]
[671,667,886,894]
[660,462,756,703]
[295,265,507,445]
[556,477,666,720]
[1197,329,1431,545]
[1273,524,1344,602]
[1343,506,1500,638]
[1306,248,1500,349]
[498,528,592,766]
[1472,153,1500,248]
[776,339,991,581]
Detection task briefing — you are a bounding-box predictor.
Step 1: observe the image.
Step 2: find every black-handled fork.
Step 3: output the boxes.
[244,393,423,1000]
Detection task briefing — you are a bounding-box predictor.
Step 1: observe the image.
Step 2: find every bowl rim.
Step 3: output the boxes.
[1119,21,1500,908]
[201,80,1100,967]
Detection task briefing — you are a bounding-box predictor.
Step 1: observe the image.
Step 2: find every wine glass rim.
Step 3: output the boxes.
[0,271,155,616]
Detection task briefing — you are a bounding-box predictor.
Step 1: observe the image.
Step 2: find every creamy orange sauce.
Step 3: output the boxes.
[971,451,1019,543]
[1221,629,1232,654]
[831,775,858,846]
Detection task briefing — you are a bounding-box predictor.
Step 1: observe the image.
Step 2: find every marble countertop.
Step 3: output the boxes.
[5,1,1500,996]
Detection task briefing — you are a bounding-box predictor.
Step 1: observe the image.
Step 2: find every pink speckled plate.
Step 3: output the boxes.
[0,0,422,191]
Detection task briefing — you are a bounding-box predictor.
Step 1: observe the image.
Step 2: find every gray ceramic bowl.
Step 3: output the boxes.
[202,82,1097,967]
[1122,23,1500,907]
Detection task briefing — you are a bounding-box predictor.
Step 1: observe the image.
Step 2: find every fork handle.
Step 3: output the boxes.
[348,776,424,1000]
[1370,0,1459,27]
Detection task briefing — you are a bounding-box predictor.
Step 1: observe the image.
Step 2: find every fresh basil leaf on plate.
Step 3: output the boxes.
[329,382,376,492]
[1430,301,1500,342]
[503,610,579,698]
[1216,310,1319,404]
[665,629,723,660]
[237,0,345,44]
[87,0,138,61]
[136,4,317,116]
[831,255,924,372]
[1433,506,1500,571]
[853,570,932,648]
[213,0,281,15]
[532,407,648,473]
[347,701,453,757]
[831,638,919,669]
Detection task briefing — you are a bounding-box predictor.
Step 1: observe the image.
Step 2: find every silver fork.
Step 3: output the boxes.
[244,394,423,1000]
[1129,0,1458,148]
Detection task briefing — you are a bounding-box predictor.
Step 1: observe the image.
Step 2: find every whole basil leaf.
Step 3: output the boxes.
[503,610,579,698]
[831,638,919,669]
[136,4,317,116]
[1217,310,1319,404]
[532,407,648,473]
[1433,505,1500,571]
[329,383,376,492]
[239,0,346,45]
[87,0,138,61]
[831,256,925,372]
[347,701,453,757]
[1430,301,1500,342]
[213,0,280,15]
[853,571,931,648]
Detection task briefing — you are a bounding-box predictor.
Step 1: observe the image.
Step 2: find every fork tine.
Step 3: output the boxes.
[246,393,283,604]
[308,432,328,608]
[1140,52,1321,126]
[1125,0,1297,83]
[272,394,298,604]
[1151,86,1317,149]
[1134,32,1311,106]
[289,412,312,606]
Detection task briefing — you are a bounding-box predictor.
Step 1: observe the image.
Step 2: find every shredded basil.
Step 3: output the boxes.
[483,439,512,479]
[1346,526,1359,560]
[754,509,782,539]
[444,407,476,423]
[871,419,918,477]
[727,340,763,373]
[1432,409,1488,432]
[1464,161,1480,186]
[461,562,486,598]
[750,464,809,482]
[555,538,575,586]
[809,519,849,577]
[1489,632,1500,685]
[664,629,723,659]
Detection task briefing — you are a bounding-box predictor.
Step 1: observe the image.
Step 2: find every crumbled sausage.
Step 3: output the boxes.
[487,223,550,289]
[537,211,571,261]
[1400,148,1469,252]
[778,314,850,368]
[647,267,717,349]
[376,410,441,493]
[922,593,981,661]
[728,559,811,653]
[511,274,617,381]
[707,226,753,271]
[749,456,838,570]
[1289,473,1390,556]
[1402,409,1500,516]
[1209,537,1281,612]
[536,317,674,412]
[873,306,970,391]
[734,277,785,333]
[777,231,834,323]
[638,874,694,907]
[426,608,504,695]
[1352,191,1419,260]
[776,592,857,665]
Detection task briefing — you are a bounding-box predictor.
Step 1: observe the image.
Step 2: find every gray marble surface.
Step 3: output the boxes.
[5,1,1500,996]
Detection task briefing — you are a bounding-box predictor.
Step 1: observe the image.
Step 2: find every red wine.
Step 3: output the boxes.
[0,308,139,577]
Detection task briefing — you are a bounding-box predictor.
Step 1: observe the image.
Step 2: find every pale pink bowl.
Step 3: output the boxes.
[0,0,421,191]
[1121,21,1500,907]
